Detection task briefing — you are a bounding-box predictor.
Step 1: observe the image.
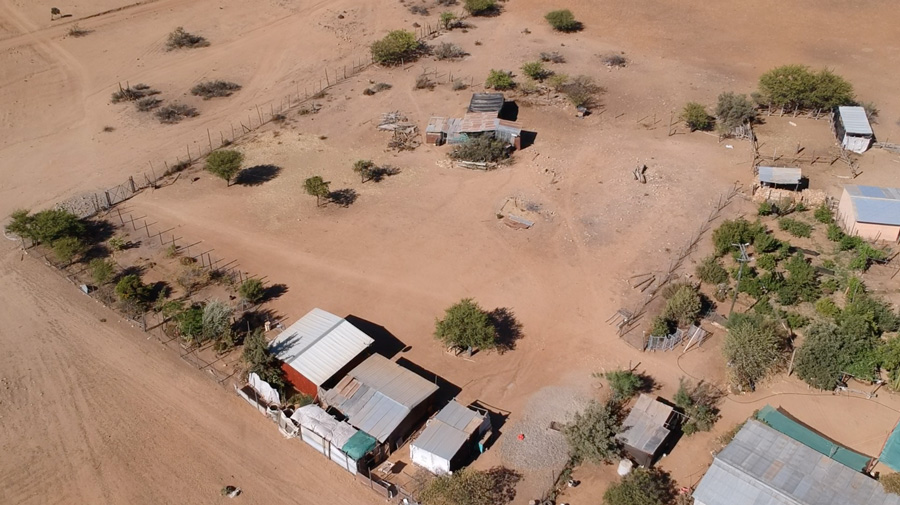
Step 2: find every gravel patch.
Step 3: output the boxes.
[500,385,589,472]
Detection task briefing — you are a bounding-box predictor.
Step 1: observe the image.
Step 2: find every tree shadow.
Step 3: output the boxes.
[234,164,282,186]
[263,283,288,302]
[489,307,523,353]
[148,281,171,302]
[233,308,283,338]
[117,264,146,280]
[370,165,401,182]
[84,219,117,245]
[329,188,358,207]
[345,315,407,359]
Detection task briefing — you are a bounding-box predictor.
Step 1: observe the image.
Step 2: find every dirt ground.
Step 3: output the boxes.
[3,0,900,502]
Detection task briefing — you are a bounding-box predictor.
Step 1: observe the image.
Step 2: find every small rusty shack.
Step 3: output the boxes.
[425,93,523,149]
[616,394,676,467]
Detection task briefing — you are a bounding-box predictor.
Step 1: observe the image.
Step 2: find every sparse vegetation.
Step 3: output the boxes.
[600,53,627,68]
[881,473,900,495]
[560,75,602,108]
[363,82,392,95]
[674,378,720,435]
[136,97,163,111]
[155,103,198,124]
[539,51,565,63]
[681,102,713,131]
[370,30,420,65]
[520,61,550,81]
[545,9,581,32]
[166,27,209,50]
[565,399,622,464]
[434,298,497,351]
[814,204,834,224]
[67,24,90,37]
[420,467,521,505]
[414,74,436,90]
[716,92,757,132]
[111,83,160,103]
[464,0,497,16]
[353,160,376,182]
[205,150,244,186]
[485,69,515,90]
[449,135,509,163]
[757,65,854,111]
[434,42,466,61]
[303,176,330,206]
[452,79,468,91]
[778,217,812,238]
[191,80,241,100]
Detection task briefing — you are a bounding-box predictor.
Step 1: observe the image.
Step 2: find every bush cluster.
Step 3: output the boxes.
[166,27,209,50]
[464,0,497,16]
[681,102,713,131]
[449,135,510,163]
[371,30,421,65]
[191,80,241,100]
[545,9,581,32]
[757,65,854,111]
[777,217,812,238]
[485,69,515,90]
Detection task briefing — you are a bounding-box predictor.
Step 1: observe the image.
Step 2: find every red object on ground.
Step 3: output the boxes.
[517,433,525,441]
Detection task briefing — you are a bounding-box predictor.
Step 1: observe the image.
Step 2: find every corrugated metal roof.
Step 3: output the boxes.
[411,401,486,460]
[467,93,505,113]
[346,354,438,408]
[693,420,900,505]
[838,106,873,136]
[844,185,900,226]
[268,308,373,386]
[434,400,484,433]
[758,166,802,185]
[615,394,673,456]
[459,112,500,133]
[426,117,446,134]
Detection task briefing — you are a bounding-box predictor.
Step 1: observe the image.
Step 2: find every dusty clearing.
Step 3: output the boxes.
[2,0,900,502]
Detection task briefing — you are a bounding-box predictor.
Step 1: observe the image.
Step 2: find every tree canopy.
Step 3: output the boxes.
[603,467,676,505]
[434,298,497,351]
[723,314,786,390]
[716,92,757,131]
[419,467,520,505]
[243,329,285,388]
[238,278,265,304]
[757,65,854,111]
[564,399,622,464]
[205,149,244,185]
[6,208,86,245]
[303,176,330,206]
[370,30,420,65]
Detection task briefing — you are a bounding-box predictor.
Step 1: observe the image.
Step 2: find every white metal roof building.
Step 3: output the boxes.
[757,166,802,187]
[268,308,374,395]
[837,185,900,242]
[410,400,490,474]
[322,354,439,446]
[693,420,899,505]
[835,106,874,153]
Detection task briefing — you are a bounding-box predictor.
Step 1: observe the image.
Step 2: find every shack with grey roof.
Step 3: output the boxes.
[409,400,491,474]
[834,106,874,153]
[615,394,675,467]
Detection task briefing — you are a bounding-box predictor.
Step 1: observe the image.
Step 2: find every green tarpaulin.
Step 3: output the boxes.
[341,430,377,461]
[880,422,900,471]
[756,405,870,472]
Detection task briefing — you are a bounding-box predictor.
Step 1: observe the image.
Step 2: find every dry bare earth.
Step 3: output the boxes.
[3,0,900,503]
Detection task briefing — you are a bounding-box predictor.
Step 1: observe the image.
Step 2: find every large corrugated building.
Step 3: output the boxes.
[268,308,374,397]
[693,420,899,505]
[837,185,900,242]
[322,354,439,450]
[409,400,490,474]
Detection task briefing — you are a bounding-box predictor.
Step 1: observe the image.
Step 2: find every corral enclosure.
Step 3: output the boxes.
[3,0,900,504]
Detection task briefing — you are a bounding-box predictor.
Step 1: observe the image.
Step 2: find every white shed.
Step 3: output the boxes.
[835,106,874,154]
[410,401,490,474]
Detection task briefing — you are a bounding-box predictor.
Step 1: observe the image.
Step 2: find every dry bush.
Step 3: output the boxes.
[67,24,91,37]
[190,80,241,100]
[600,53,627,67]
[414,74,436,90]
[155,103,198,124]
[166,27,209,50]
[560,75,603,108]
[434,42,466,60]
[111,83,160,103]
[135,97,163,111]
[539,51,565,63]
[408,4,429,15]
[363,82,392,96]
[452,79,468,91]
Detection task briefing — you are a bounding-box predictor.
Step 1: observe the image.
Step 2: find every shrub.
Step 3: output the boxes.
[485,69,515,90]
[756,254,777,272]
[795,322,853,389]
[600,53,627,67]
[715,92,756,131]
[370,30,420,65]
[565,400,621,464]
[650,315,675,336]
[111,83,160,103]
[303,176,330,206]
[464,0,497,16]
[882,473,900,495]
[155,103,198,124]
[757,201,774,216]
[434,42,466,60]
[191,80,241,100]
[434,298,496,351]
[697,255,729,284]
[674,378,720,435]
[520,61,549,80]
[560,75,602,108]
[201,299,233,342]
[450,136,509,163]
[604,467,675,505]
[238,278,265,304]
[815,297,840,318]
[89,258,116,285]
[115,274,151,304]
[205,149,244,185]
[51,236,85,264]
[67,24,90,37]
[414,74,435,90]
[243,329,285,388]
[546,73,569,91]
[663,285,702,327]
[723,314,785,390]
[681,102,713,131]
[440,11,457,29]
[452,79,468,91]
[712,218,765,256]
[778,217,812,238]
[604,370,643,400]
[176,305,204,342]
[135,97,162,111]
[166,27,209,50]
[352,159,375,182]
[420,467,521,505]
[544,9,580,32]
[757,65,854,111]
[540,51,565,63]
[814,204,834,224]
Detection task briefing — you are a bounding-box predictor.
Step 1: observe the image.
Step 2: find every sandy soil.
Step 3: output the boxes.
[2,0,900,502]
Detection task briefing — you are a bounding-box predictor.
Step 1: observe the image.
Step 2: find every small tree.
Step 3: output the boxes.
[205,150,244,186]
[603,467,676,505]
[674,378,720,435]
[420,467,521,505]
[662,285,702,327]
[51,236,85,265]
[434,298,497,351]
[353,159,376,182]
[464,0,497,16]
[716,92,757,132]
[5,208,85,245]
[243,329,285,388]
[115,274,151,305]
[565,400,621,464]
[696,255,729,285]
[370,30,420,65]
[544,9,580,32]
[202,299,233,342]
[485,69,515,90]
[176,305,205,343]
[520,61,549,81]
[89,258,116,285]
[723,315,785,390]
[604,370,643,400]
[440,11,457,29]
[303,176,330,206]
[239,278,265,304]
[681,102,713,131]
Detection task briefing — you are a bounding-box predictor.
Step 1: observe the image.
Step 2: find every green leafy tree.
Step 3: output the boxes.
[604,370,643,400]
[115,274,151,304]
[352,159,375,182]
[544,9,580,32]
[464,0,497,16]
[674,378,720,435]
[89,258,116,285]
[238,278,265,304]
[303,176,330,206]
[794,322,847,389]
[681,102,713,131]
[5,208,85,245]
[243,329,285,388]
[370,30,420,65]
[485,69,515,90]
[51,236,85,264]
[434,298,497,351]
[696,255,729,285]
[663,285,702,327]
[809,69,855,109]
[205,149,244,186]
[716,92,757,132]
[603,467,676,505]
[564,400,621,464]
[758,65,854,110]
[420,467,521,505]
[712,218,765,256]
[177,305,205,343]
[723,314,785,390]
